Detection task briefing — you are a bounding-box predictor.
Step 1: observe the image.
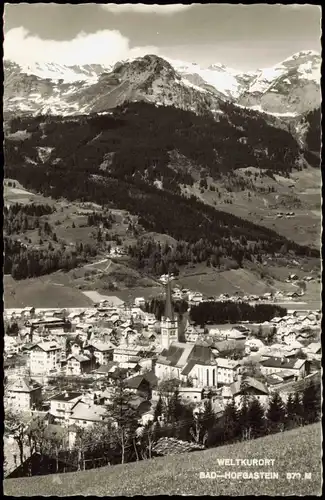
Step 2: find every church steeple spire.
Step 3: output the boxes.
[161,275,178,349]
[164,279,174,321]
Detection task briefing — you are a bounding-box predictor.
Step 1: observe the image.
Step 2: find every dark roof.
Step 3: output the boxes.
[93,362,117,374]
[213,339,245,353]
[164,281,174,321]
[231,377,269,396]
[125,371,158,390]
[181,360,197,376]
[260,357,305,369]
[188,344,214,364]
[49,392,82,402]
[159,344,185,366]
[21,343,36,351]
[125,374,150,390]
[142,371,158,388]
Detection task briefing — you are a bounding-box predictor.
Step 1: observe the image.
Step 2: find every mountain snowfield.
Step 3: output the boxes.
[4,50,321,118]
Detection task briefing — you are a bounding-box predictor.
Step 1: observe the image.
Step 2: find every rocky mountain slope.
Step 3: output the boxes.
[4,51,320,119]
[170,50,320,114]
[3,56,222,118]
[237,51,321,114]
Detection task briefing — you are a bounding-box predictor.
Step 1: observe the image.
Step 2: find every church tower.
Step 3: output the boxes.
[161,278,179,349]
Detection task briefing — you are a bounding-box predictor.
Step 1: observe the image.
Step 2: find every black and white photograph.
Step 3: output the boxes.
[2,3,322,496]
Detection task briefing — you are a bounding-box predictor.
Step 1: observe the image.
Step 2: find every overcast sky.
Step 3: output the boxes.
[4,3,321,70]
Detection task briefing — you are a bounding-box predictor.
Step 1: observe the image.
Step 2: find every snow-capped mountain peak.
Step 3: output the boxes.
[12,61,113,84]
[3,50,321,118]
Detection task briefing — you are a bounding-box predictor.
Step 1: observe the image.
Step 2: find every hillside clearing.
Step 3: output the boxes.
[4,424,322,496]
[3,275,94,308]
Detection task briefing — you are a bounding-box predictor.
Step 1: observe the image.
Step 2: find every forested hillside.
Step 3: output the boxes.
[4,102,319,280]
[6,101,305,191]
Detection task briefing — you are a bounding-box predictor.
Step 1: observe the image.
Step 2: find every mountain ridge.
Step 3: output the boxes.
[4,50,321,118]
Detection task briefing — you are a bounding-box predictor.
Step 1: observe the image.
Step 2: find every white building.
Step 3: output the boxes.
[86,341,114,365]
[260,357,307,379]
[113,346,142,364]
[6,378,42,412]
[29,341,62,376]
[49,391,83,424]
[215,358,239,385]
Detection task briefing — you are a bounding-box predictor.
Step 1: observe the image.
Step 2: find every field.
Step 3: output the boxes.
[179,266,298,297]
[4,423,322,496]
[4,177,321,309]
[184,166,321,249]
[3,275,94,308]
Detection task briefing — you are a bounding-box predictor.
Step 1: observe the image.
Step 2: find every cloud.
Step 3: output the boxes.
[101,4,194,15]
[4,27,160,66]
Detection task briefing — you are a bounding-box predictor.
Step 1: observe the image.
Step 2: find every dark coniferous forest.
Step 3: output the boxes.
[4,102,319,280]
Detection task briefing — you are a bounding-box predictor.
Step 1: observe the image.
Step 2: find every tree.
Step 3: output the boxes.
[105,372,139,464]
[75,422,117,467]
[238,374,252,440]
[241,360,265,381]
[168,388,183,423]
[158,378,179,420]
[190,412,207,446]
[223,399,239,443]
[26,415,48,456]
[201,398,216,435]
[238,400,250,440]
[285,393,300,430]
[257,324,263,338]
[5,410,31,466]
[153,396,163,422]
[247,398,265,438]
[267,326,277,345]
[137,421,158,460]
[302,382,321,424]
[266,392,286,434]
[292,391,303,424]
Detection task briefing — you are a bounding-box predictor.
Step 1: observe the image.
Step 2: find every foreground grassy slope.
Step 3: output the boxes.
[4,424,322,496]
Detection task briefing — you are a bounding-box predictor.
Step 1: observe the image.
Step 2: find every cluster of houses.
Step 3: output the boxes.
[276,211,295,219]
[4,282,321,467]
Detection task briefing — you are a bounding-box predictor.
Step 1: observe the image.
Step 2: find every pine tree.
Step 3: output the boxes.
[266,392,286,433]
[239,399,250,440]
[153,396,163,422]
[105,372,139,464]
[291,391,303,425]
[302,383,321,424]
[248,398,265,438]
[201,398,216,434]
[223,399,239,443]
[168,388,183,423]
[285,393,295,427]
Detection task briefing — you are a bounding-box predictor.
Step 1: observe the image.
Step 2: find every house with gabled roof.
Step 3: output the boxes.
[124,373,153,399]
[156,341,218,388]
[260,356,307,379]
[6,378,42,411]
[92,362,119,378]
[303,342,321,361]
[49,391,83,424]
[68,400,108,429]
[230,375,269,408]
[29,340,62,376]
[65,353,96,376]
[84,341,114,365]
